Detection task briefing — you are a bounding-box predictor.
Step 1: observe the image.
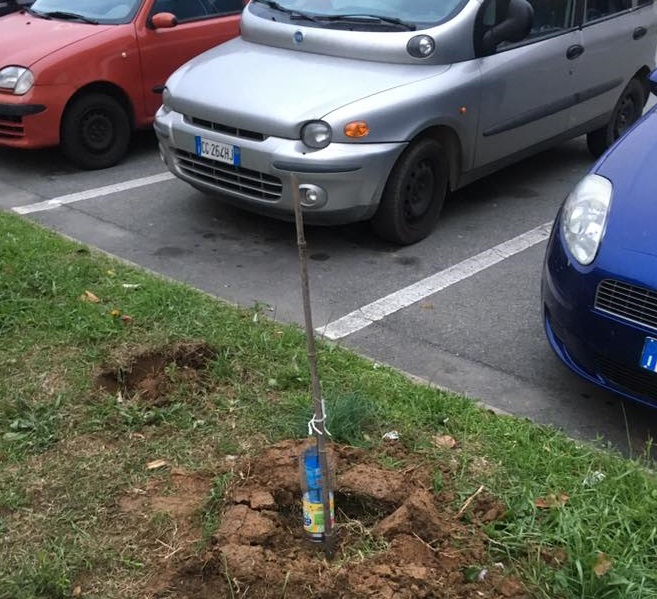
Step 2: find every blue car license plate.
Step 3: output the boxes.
[640,337,657,373]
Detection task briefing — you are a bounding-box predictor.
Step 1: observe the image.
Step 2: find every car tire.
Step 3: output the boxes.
[586,78,645,158]
[371,137,448,245]
[60,93,131,170]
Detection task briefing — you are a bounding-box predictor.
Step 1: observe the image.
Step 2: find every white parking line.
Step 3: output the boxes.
[318,221,553,340]
[12,172,175,215]
[12,169,552,342]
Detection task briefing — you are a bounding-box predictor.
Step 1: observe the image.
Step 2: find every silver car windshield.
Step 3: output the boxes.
[252,0,468,29]
[28,0,142,24]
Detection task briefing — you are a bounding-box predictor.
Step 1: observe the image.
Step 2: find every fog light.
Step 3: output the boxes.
[299,184,327,208]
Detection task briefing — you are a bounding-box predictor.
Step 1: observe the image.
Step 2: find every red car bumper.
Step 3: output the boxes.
[0,85,70,149]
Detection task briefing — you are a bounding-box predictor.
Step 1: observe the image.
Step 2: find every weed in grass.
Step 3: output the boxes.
[325,392,382,446]
[0,395,62,458]
[0,479,28,512]
[335,516,389,565]
[432,470,444,493]
[377,454,406,469]
[222,555,237,599]
[200,472,233,542]
[0,546,71,599]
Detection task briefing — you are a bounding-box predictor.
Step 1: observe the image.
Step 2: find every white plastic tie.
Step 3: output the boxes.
[307,414,332,437]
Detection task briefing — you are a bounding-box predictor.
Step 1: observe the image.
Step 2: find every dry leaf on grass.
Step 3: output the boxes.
[433,434,457,448]
[594,552,613,576]
[81,290,101,303]
[534,493,569,509]
[146,459,168,470]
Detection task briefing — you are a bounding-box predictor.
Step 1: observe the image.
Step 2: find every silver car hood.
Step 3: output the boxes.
[166,37,447,140]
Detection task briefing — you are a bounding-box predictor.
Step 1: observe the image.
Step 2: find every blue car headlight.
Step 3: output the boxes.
[561,174,612,266]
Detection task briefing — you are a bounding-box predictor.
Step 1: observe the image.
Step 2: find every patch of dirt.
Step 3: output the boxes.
[133,439,528,599]
[94,340,217,404]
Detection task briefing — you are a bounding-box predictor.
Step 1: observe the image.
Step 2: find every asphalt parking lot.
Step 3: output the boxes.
[2,126,657,457]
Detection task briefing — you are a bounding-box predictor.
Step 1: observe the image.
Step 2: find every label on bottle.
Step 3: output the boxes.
[302,491,334,540]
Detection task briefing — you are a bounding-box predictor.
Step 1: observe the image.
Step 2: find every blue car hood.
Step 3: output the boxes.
[597,108,657,258]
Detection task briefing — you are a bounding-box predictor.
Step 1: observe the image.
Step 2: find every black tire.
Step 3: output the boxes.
[60,93,131,170]
[586,78,645,158]
[371,138,449,245]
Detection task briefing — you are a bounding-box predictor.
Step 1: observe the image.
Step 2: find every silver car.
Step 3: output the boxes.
[155,0,657,245]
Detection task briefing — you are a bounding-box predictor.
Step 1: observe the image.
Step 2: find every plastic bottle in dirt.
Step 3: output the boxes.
[300,445,334,542]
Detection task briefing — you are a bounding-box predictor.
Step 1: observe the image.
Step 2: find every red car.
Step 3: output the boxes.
[0,0,243,169]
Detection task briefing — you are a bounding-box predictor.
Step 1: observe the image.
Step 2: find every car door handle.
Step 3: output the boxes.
[633,26,647,40]
[566,45,584,60]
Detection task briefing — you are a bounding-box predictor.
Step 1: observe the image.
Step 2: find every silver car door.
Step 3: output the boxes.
[473,0,581,169]
[568,0,657,129]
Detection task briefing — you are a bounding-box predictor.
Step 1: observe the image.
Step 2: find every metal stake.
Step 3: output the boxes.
[291,174,334,559]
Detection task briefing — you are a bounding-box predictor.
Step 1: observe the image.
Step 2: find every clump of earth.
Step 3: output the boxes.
[95,342,528,598]
[132,439,527,599]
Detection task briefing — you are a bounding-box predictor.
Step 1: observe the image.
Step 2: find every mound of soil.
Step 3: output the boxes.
[145,439,527,599]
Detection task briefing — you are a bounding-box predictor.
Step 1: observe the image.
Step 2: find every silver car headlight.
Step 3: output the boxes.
[0,66,35,95]
[301,120,332,149]
[561,174,613,266]
[407,35,436,58]
[161,86,172,113]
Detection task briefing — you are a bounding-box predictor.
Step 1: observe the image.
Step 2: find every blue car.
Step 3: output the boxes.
[542,69,657,408]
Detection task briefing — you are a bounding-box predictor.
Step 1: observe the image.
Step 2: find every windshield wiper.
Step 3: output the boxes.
[318,13,416,31]
[252,0,319,22]
[42,10,99,24]
[25,6,52,19]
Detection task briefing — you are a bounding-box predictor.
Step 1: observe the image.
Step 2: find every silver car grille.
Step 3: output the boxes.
[174,149,282,201]
[186,116,266,141]
[595,279,657,331]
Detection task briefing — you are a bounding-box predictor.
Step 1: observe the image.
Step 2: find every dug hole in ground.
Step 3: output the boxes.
[124,438,527,599]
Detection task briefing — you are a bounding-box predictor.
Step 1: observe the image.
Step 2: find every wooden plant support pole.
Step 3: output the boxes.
[290,174,334,560]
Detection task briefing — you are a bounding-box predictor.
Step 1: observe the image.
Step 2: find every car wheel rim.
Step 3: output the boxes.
[614,94,638,139]
[80,109,115,154]
[403,158,435,223]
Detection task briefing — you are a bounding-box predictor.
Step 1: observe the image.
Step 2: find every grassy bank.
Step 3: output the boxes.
[1,210,656,598]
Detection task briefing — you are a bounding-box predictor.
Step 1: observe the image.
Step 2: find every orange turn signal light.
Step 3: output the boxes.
[344,121,370,138]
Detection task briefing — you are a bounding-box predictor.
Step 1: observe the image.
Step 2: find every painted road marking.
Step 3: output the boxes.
[12,172,175,215]
[12,171,552,343]
[318,222,553,340]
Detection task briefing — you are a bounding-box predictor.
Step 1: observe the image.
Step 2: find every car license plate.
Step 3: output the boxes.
[195,136,240,166]
[639,337,657,373]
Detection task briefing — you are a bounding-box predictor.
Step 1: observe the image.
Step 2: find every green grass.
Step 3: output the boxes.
[2,210,657,598]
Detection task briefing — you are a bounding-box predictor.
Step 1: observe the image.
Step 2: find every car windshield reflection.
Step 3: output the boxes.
[29,0,141,24]
[251,0,468,28]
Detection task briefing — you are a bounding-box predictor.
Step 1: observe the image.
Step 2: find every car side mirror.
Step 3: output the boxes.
[151,12,177,29]
[649,69,657,97]
[481,0,534,55]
